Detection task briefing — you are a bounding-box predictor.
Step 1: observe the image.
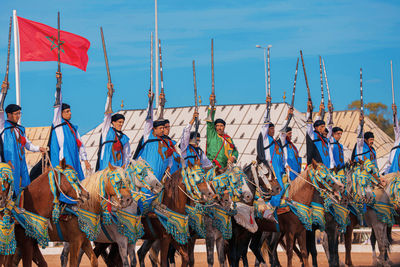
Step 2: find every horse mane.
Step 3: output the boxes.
[288,171,310,199]
[78,169,105,214]
[164,169,183,201]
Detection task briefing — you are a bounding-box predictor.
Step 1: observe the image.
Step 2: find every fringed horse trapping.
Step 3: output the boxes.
[154,205,189,245]
[114,208,144,244]
[0,163,15,256]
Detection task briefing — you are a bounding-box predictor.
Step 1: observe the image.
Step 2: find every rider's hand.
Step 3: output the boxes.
[84,160,92,172]
[228,156,236,164]
[148,91,154,100]
[39,147,47,153]
[190,111,199,125]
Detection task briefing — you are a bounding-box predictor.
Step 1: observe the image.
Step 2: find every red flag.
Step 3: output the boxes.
[17,16,90,71]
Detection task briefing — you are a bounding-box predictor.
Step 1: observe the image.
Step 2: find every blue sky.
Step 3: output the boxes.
[0,0,399,133]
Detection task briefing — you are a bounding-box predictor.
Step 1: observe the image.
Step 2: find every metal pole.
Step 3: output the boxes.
[154,0,159,108]
[13,10,21,106]
[391,60,395,105]
[150,32,153,95]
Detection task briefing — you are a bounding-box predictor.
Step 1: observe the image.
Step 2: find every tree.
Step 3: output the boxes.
[348,101,394,139]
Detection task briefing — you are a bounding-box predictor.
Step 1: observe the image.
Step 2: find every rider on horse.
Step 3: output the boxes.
[179,110,212,169]
[206,94,238,169]
[95,84,131,171]
[133,92,173,212]
[306,101,333,168]
[256,97,286,211]
[330,126,345,170]
[382,104,400,174]
[161,118,181,174]
[351,113,377,166]
[279,107,301,182]
[0,103,46,195]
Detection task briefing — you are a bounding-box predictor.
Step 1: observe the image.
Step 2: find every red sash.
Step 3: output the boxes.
[65,121,82,148]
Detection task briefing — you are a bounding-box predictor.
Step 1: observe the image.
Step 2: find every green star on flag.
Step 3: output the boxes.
[46,36,65,53]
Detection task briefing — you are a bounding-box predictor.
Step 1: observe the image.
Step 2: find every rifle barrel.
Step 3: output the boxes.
[290,57,299,108]
[321,58,331,103]
[193,60,198,111]
[4,17,12,83]
[57,12,61,74]
[300,50,311,101]
[159,39,164,94]
[391,60,395,105]
[100,27,112,84]
[319,56,324,104]
[211,39,214,96]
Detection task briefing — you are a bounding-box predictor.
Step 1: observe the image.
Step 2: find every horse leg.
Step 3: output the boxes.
[344,214,356,267]
[325,216,339,267]
[137,239,155,267]
[187,238,196,267]
[117,239,130,267]
[171,240,189,267]
[306,229,318,267]
[205,225,215,267]
[370,228,377,265]
[285,232,295,267]
[366,210,390,267]
[81,238,99,267]
[61,242,70,267]
[159,236,172,267]
[150,240,160,267]
[167,244,176,267]
[215,233,226,267]
[69,239,84,267]
[128,243,137,267]
[296,231,309,267]
[249,232,266,266]
[31,242,47,267]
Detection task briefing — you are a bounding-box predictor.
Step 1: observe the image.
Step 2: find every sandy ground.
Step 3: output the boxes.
[23,251,400,267]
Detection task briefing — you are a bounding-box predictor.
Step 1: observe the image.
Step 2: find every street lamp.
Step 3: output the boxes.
[256,45,272,100]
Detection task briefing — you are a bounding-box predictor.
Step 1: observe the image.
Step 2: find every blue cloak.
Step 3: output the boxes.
[97,127,129,171]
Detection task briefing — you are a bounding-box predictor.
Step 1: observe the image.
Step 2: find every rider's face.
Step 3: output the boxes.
[7,110,21,124]
[112,119,125,131]
[215,123,225,135]
[333,131,343,142]
[164,123,171,136]
[62,108,72,121]
[268,126,275,137]
[367,138,374,146]
[153,125,164,137]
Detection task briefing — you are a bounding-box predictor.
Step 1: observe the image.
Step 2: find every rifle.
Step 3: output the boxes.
[322,58,333,125]
[358,68,364,138]
[281,57,299,132]
[391,60,395,106]
[157,39,166,120]
[300,50,313,122]
[205,38,215,122]
[192,60,200,135]
[0,17,12,112]
[265,45,272,123]
[146,32,154,121]
[100,27,114,114]
[54,12,62,107]
[319,56,325,120]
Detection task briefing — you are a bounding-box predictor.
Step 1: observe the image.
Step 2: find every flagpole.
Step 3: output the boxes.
[154,0,159,108]
[12,10,21,106]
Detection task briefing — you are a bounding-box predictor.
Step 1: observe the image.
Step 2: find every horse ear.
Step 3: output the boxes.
[60,158,66,169]
[311,159,318,169]
[6,161,14,170]
[122,164,126,169]
[108,162,116,171]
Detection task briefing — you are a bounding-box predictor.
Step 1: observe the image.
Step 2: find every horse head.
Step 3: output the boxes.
[227,166,253,204]
[58,159,90,203]
[310,159,345,194]
[257,161,281,197]
[0,162,13,209]
[104,163,133,209]
[126,158,163,195]
[186,161,215,202]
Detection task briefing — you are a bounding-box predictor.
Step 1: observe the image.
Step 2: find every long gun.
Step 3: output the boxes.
[54,12,62,107]
[319,56,325,120]
[281,57,299,132]
[192,60,200,135]
[0,17,12,112]
[265,45,272,123]
[100,27,114,114]
[205,38,215,122]
[300,50,313,121]
[157,39,166,120]
[358,68,364,138]
[146,32,154,121]
[391,60,395,106]
[322,58,333,125]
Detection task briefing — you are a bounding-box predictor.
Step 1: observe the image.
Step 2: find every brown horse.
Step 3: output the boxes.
[48,164,133,267]
[0,162,15,267]
[14,159,89,267]
[138,164,213,267]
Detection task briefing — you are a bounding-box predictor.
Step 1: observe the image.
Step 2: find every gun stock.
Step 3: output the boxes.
[0,17,12,112]
[321,58,333,125]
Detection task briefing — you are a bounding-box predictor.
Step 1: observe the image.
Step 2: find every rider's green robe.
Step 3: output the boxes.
[206,107,238,168]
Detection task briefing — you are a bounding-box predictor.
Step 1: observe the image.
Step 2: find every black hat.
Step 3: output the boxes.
[5,104,21,114]
[324,128,329,134]
[332,127,343,133]
[163,119,170,124]
[364,131,374,140]
[153,120,167,128]
[285,126,292,133]
[111,113,125,122]
[214,118,226,126]
[62,103,71,111]
[313,120,325,128]
[268,122,275,128]
[190,132,200,140]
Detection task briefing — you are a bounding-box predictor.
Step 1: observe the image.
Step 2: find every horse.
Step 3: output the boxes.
[344,165,397,267]
[14,158,89,267]
[137,162,216,267]
[54,162,137,267]
[0,162,15,267]
[138,161,217,267]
